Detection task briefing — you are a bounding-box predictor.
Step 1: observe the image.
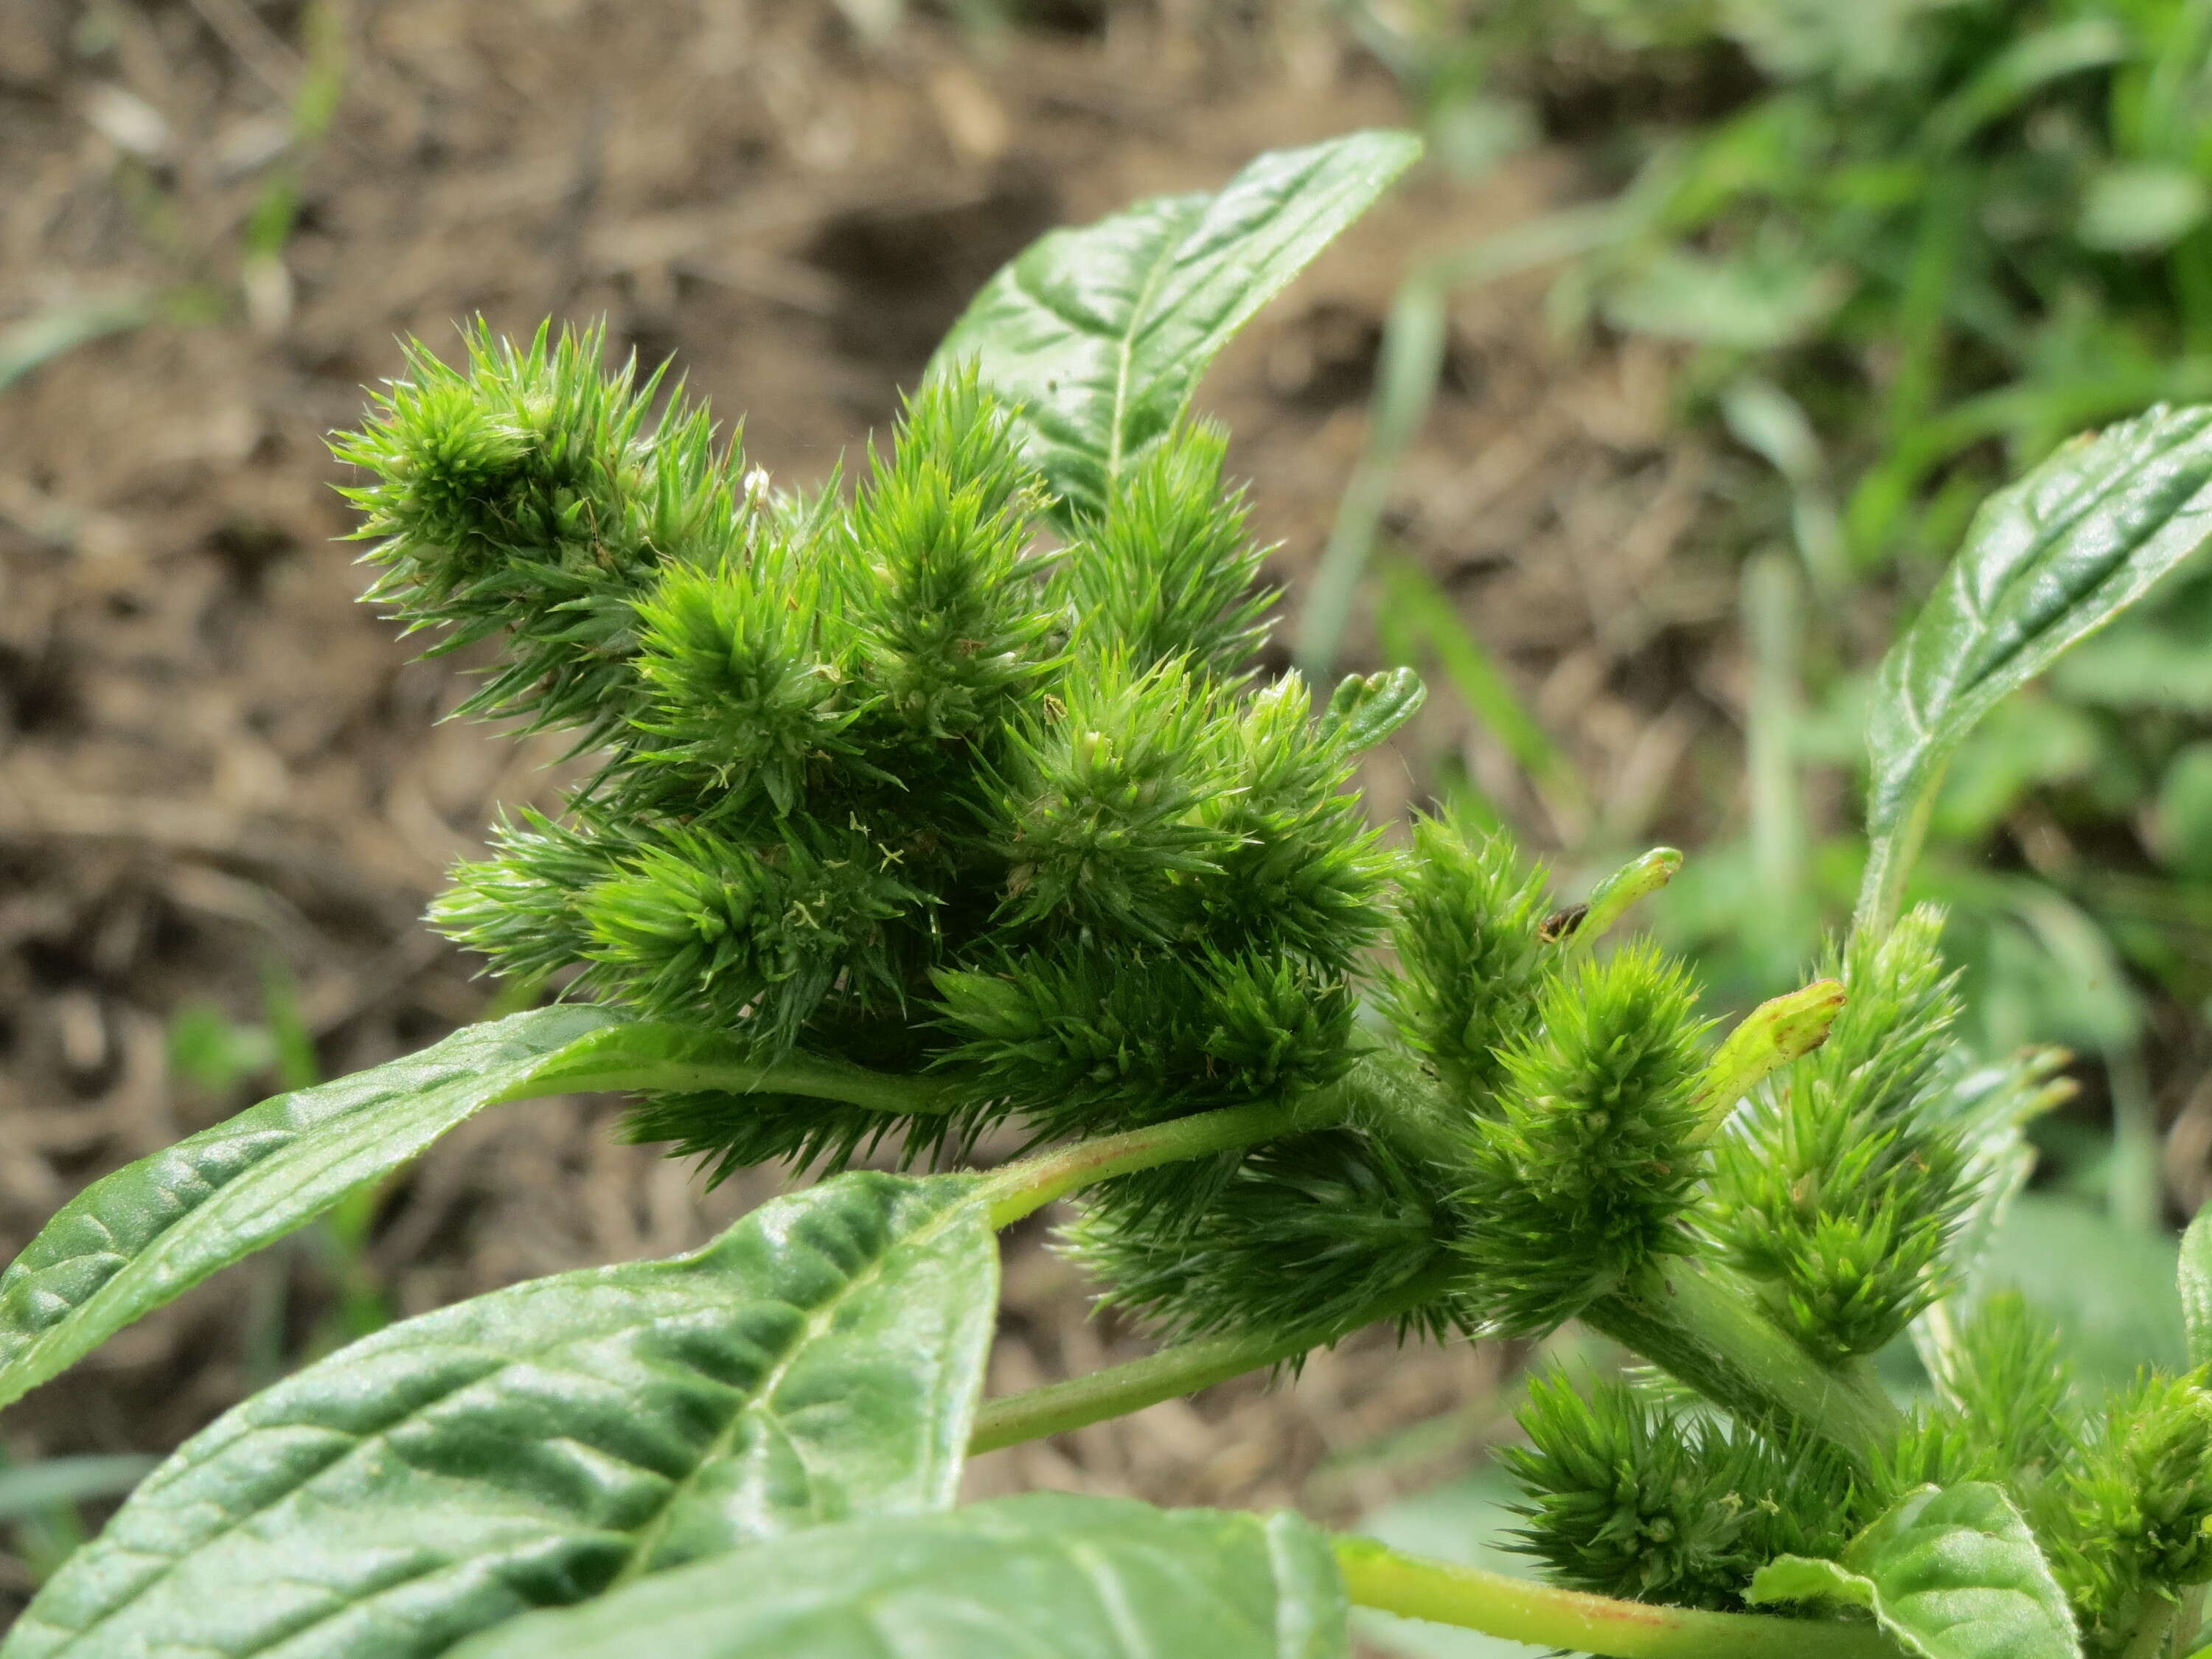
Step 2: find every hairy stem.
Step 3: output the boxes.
[978,1092,1349,1228]
[1335,1538,1893,1659]
[1584,1258,1902,1470]
[2120,1595,2180,1659]
[968,1264,1456,1454]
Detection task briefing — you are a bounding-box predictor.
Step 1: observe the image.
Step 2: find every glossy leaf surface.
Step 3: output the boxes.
[1750,1482,2079,1659]
[0,1005,667,1410]
[449,1492,1349,1659]
[4,1172,997,1659]
[1860,405,2212,928]
[931,129,1421,524]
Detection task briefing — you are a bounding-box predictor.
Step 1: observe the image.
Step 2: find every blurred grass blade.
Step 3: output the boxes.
[0,1455,157,1523]
[1925,18,2129,149]
[0,293,159,392]
[1296,201,1624,678]
[1374,558,1587,832]
[1742,552,1811,976]
[1722,380,1845,592]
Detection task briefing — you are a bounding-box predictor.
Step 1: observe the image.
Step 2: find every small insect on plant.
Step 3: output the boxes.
[9,131,2212,1659]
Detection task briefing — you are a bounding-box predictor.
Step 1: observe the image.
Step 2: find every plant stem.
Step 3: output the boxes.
[1335,1537,1893,1659]
[2120,1595,2180,1659]
[978,1093,1347,1229]
[1584,1258,1902,1470]
[967,1263,1455,1455]
[515,1026,964,1115]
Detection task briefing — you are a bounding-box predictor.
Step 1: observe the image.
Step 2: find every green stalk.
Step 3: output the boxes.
[978,1092,1347,1229]
[515,1038,964,1116]
[1335,1538,1893,1659]
[1583,1258,1902,1470]
[967,1263,1456,1455]
[2118,1595,2180,1659]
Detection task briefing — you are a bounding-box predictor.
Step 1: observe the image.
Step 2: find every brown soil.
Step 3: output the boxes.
[0,0,1736,1611]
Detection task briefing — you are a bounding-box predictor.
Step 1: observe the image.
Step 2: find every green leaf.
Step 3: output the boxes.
[4,1172,998,1659]
[1750,1482,2080,1659]
[1858,406,2212,931]
[2183,1200,2212,1368]
[0,1005,669,1411]
[929,129,1422,525]
[446,1492,1349,1659]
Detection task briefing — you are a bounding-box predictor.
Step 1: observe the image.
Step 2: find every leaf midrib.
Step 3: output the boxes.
[605,1181,980,1587]
[1104,209,1200,495]
[33,1184,979,1659]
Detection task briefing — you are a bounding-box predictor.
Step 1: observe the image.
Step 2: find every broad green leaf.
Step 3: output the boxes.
[2183,1201,2212,1368]
[4,1172,997,1659]
[929,129,1421,525]
[1858,405,2212,931]
[447,1492,1349,1659]
[1750,1482,2080,1659]
[0,1005,664,1410]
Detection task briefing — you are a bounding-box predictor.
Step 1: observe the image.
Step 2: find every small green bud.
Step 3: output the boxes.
[1550,846,1683,952]
[1696,978,1846,1138]
[1320,666,1426,753]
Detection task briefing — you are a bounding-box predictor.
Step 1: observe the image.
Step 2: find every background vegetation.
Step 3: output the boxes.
[5,0,2212,1646]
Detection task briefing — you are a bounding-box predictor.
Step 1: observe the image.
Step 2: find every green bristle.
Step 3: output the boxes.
[1504,1371,1858,1612]
[2036,1368,2212,1653]
[1878,1292,2080,1498]
[1186,673,1395,975]
[933,942,1358,1140]
[1377,817,1551,1105]
[1450,944,1712,1338]
[625,537,880,822]
[619,1085,946,1187]
[989,655,1232,946]
[334,321,740,752]
[1061,1124,1455,1346]
[575,819,925,1054]
[1057,421,1273,679]
[1708,907,1975,1361]
[846,368,1062,742]
[429,807,626,986]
